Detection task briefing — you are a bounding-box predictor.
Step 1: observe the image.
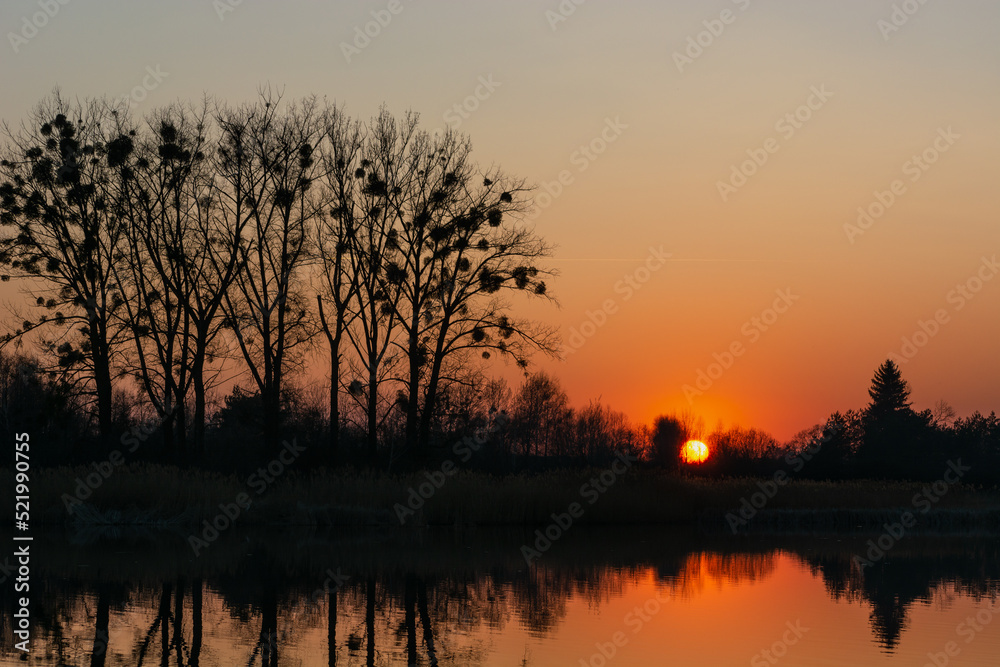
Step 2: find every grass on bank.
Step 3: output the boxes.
[3,464,1000,530]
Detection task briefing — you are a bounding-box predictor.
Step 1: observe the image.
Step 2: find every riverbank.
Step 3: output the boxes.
[4,464,1000,532]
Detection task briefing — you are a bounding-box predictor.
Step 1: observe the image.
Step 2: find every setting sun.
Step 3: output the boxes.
[682,440,710,464]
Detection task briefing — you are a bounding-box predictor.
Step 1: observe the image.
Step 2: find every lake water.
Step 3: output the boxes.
[1,527,998,665]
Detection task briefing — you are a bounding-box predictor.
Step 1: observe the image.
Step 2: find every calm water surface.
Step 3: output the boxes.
[1,528,998,665]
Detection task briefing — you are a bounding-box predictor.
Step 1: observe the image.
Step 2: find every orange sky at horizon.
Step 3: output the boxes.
[1,0,998,441]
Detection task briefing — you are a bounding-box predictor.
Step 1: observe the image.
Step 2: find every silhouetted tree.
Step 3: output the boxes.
[320,107,408,461]
[860,360,919,477]
[220,93,321,449]
[327,585,337,667]
[511,372,570,459]
[0,94,129,439]
[405,574,417,665]
[1,92,561,468]
[327,110,554,463]
[314,105,363,462]
[574,400,641,463]
[384,128,553,459]
[123,103,247,453]
[866,360,911,418]
[651,413,692,471]
[0,350,79,463]
[707,425,780,474]
[929,399,957,429]
[366,577,376,667]
[110,107,212,455]
[805,411,861,479]
[258,586,279,666]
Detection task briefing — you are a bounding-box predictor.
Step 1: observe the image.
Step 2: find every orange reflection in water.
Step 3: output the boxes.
[10,543,1000,666]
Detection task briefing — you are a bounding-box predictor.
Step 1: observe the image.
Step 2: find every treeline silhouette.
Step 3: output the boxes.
[653,360,1000,483]
[1,94,997,483]
[0,91,557,470]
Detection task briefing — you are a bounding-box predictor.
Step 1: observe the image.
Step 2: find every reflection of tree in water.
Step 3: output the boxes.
[508,567,622,635]
[799,540,1000,652]
[2,565,642,665]
[665,551,778,598]
[0,580,129,666]
[5,532,1000,662]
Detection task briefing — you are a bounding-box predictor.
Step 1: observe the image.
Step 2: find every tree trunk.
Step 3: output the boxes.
[417,578,438,666]
[329,350,340,464]
[366,372,378,463]
[417,318,450,456]
[366,578,376,667]
[92,336,114,441]
[89,590,110,667]
[260,587,278,667]
[262,383,282,455]
[161,395,175,459]
[318,297,341,464]
[405,575,417,666]
[192,347,207,455]
[327,585,337,667]
[159,584,170,667]
[405,335,421,462]
[191,578,203,667]
[172,579,184,661]
[174,392,187,461]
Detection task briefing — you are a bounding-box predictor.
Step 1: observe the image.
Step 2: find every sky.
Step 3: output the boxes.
[1,0,998,440]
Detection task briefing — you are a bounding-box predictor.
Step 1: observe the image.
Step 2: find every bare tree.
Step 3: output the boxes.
[930,399,957,428]
[109,109,198,454]
[110,102,247,453]
[512,372,571,458]
[219,93,323,447]
[0,93,129,439]
[373,123,556,460]
[335,109,410,460]
[1,94,559,463]
[315,105,363,460]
